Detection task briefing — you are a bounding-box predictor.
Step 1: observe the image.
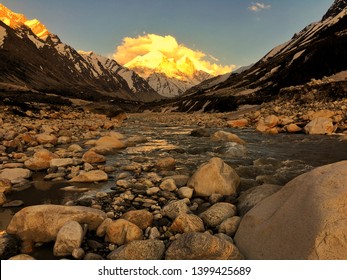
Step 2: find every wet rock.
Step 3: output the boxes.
[82,150,106,164]
[107,239,165,260]
[105,219,143,245]
[165,232,243,260]
[218,216,241,236]
[237,184,282,216]
[0,234,21,260]
[304,117,335,135]
[8,254,35,260]
[190,128,210,137]
[121,210,153,230]
[234,161,347,260]
[219,142,247,157]
[199,203,237,228]
[92,135,126,155]
[170,214,205,233]
[6,205,106,243]
[24,149,59,171]
[211,131,246,145]
[53,221,84,257]
[0,168,31,183]
[187,157,240,197]
[2,200,24,207]
[159,179,177,192]
[69,170,108,183]
[162,200,190,219]
[156,157,176,171]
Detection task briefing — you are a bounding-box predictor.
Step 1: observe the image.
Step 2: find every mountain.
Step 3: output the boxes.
[157,0,347,112]
[0,4,161,103]
[125,50,212,98]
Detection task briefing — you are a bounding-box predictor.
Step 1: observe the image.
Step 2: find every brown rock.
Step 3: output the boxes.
[69,170,108,183]
[285,124,302,133]
[105,219,143,245]
[199,203,237,228]
[227,119,249,128]
[121,210,153,230]
[211,131,246,145]
[24,149,59,171]
[304,117,335,135]
[156,157,176,171]
[170,214,205,233]
[82,150,106,164]
[35,134,58,145]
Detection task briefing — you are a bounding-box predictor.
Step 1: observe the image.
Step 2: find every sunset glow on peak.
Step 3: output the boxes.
[114,33,236,79]
[0,3,50,39]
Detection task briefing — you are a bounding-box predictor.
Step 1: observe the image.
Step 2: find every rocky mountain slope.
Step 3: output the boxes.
[153,0,347,112]
[0,4,161,103]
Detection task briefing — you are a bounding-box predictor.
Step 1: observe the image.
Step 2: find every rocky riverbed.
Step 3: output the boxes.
[0,100,347,260]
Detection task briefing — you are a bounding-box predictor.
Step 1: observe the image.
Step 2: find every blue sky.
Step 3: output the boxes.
[2,0,334,68]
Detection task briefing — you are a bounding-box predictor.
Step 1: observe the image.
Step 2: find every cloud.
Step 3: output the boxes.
[248,2,271,12]
[113,34,236,76]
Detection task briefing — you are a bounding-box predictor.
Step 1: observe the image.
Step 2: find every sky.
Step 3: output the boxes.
[1,0,334,69]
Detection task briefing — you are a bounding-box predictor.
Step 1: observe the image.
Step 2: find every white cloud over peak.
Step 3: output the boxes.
[248,2,271,12]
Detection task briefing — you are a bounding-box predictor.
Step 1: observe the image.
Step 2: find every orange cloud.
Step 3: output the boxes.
[113,34,236,76]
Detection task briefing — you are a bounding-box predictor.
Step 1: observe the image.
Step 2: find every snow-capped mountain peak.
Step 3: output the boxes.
[0,3,50,39]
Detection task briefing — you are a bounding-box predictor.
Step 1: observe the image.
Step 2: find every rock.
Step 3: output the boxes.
[178,187,194,199]
[170,214,205,233]
[218,216,241,236]
[0,178,12,193]
[227,119,249,128]
[199,203,237,228]
[92,136,126,155]
[105,219,143,245]
[146,187,160,195]
[24,149,59,171]
[96,218,113,237]
[0,168,31,183]
[53,221,84,257]
[162,200,190,219]
[2,200,24,207]
[107,239,165,260]
[72,248,85,260]
[6,205,106,243]
[190,128,210,137]
[69,170,108,182]
[164,175,190,187]
[310,109,336,120]
[187,157,240,197]
[285,124,302,133]
[121,210,153,230]
[82,150,106,164]
[165,232,243,260]
[0,192,6,205]
[67,144,83,153]
[159,179,177,192]
[50,158,76,168]
[8,254,35,260]
[304,117,335,135]
[220,142,248,157]
[211,131,246,145]
[264,115,279,128]
[234,161,347,260]
[149,227,161,239]
[156,157,176,171]
[0,234,21,260]
[36,134,58,145]
[237,184,282,216]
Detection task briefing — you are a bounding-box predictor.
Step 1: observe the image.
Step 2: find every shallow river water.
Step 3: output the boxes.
[1,114,347,232]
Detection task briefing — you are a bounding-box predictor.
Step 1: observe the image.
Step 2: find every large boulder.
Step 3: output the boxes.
[187,157,240,197]
[165,232,243,260]
[6,205,106,243]
[24,149,59,171]
[304,117,335,135]
[107,239,165,260]
[234,161,347,260]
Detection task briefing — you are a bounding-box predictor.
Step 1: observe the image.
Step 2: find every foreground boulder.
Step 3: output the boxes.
[165,232,243,260]
[107,240,165,260]
[234,161,347,260]
[187,157,240,197]
[6,205,106,243]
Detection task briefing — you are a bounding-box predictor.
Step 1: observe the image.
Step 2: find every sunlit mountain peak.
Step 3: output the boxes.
[0,4,51,39]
